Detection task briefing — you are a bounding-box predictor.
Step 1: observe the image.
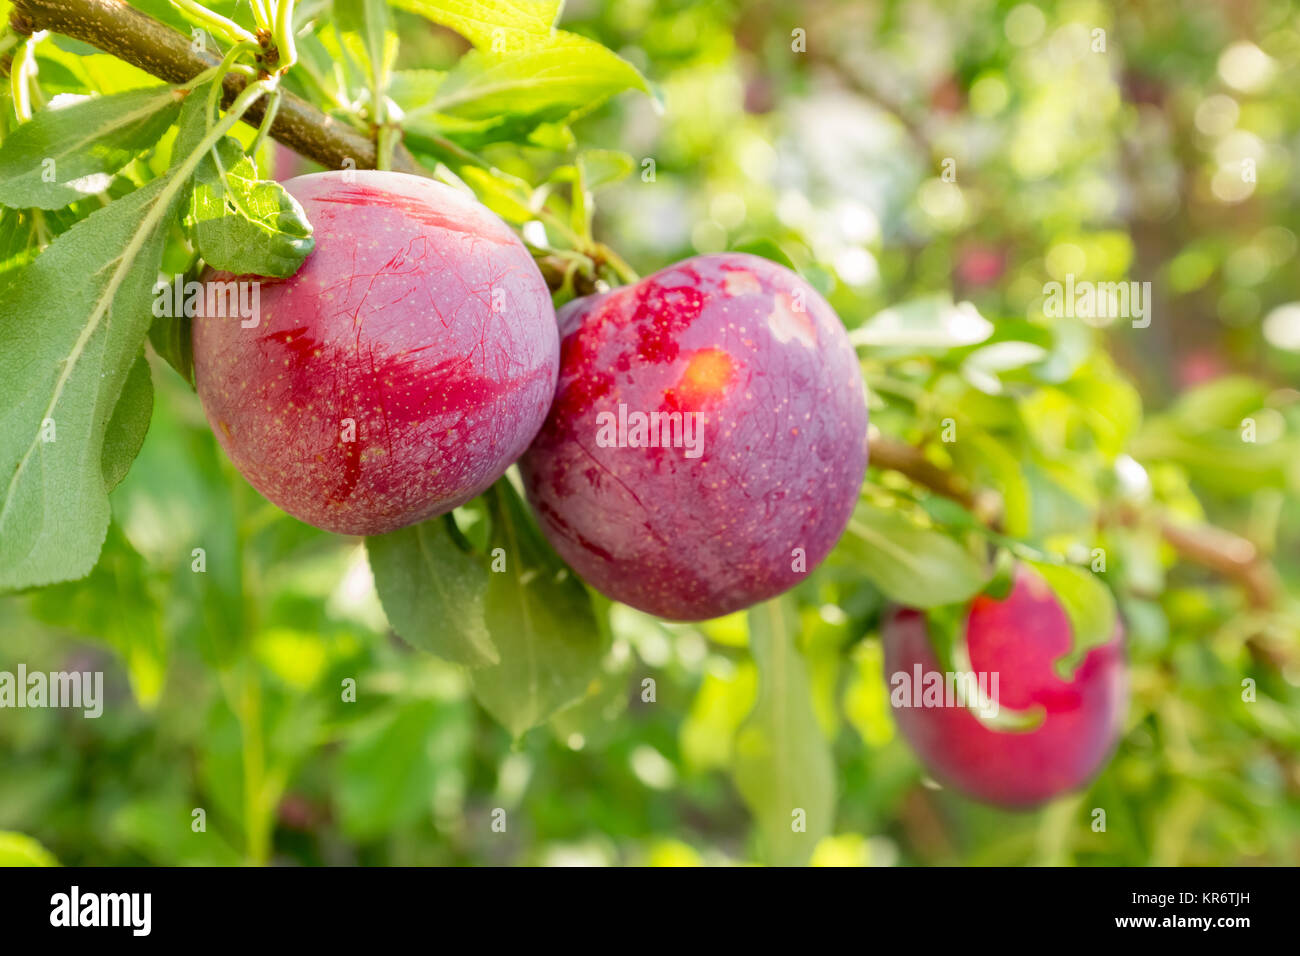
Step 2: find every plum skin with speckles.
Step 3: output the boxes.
[882,569,1128,809]
[519,252,869,620]
[192,170,558,536]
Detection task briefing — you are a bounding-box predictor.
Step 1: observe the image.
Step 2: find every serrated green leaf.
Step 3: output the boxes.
[840,503,989,607]
[0,85,182,209]
[190,138,314,277]
[367,516,498,668]
[469,481,603,738]
[0,178,173,590]
[0,89,208,590]
[734,596,835,866]
[1024,560,1118,679]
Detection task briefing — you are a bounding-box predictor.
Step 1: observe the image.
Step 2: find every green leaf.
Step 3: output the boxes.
[0,207,42,281]
[570,154,591,238]
[393,0,562,52]
[733,597,835,866]
[335,0,396,96]
[1132,375,1294,494]
[729,237,796,271]
[681,661,759,770]
[921,601,965,676]
[952,431,1032,538]
[367,515,499,668]
[101,352,153,492]
[553,151,635,237]
[840,503,989,607]
[961,341,1049,394]
[148,292,195,386]
[0,178,173,589]
[577,149,635,189]
[0,832,58,867]
[1024,560,1118,679]
[1166,375,1269,429]
[190,139,314,278]
[0,86,183,209]
[548,652,631,748]
[0,90,207,591]
[469,481,603,738]
[919,493,981,531]
[457,165,537,224]
[427,34,648,123]
[388,69,448,114]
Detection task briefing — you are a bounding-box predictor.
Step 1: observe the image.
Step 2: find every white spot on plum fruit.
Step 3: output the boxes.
[767,292,817,347]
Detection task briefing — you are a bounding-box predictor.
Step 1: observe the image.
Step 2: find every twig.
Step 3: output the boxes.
[1151,515,1280,610]
[867,432,974,509]
[868,431,1283,610]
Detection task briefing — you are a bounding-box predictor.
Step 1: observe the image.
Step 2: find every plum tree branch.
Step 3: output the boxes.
[1148,514,1279,609]
[10,0,411,172]
[867,431,1281,609]
[867,432,976,510]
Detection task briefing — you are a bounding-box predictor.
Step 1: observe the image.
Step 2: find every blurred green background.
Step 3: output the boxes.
[1,0,1298,866]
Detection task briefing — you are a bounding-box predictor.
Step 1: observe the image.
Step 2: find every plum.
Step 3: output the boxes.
[882,568,1127,808]
[520,252,868,620]
[192,170,557,535]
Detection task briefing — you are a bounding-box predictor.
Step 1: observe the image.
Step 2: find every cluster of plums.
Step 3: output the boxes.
[192,170,1125,808]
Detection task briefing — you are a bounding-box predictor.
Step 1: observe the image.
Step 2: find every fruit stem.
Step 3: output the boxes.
[593,242,640,285]
[376,123,397,172]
